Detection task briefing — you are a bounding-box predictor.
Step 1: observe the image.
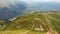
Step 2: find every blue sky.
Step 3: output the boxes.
[0,0,60,7]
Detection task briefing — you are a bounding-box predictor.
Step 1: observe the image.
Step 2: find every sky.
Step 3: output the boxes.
[0,0,60,7]
[21,0,60,2]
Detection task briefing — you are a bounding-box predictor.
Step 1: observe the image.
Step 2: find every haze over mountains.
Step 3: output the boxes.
[32,2,60,11]
[0,1,28,20]
[0,1,60,20]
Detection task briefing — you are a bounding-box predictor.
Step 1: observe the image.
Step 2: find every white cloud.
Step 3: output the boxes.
[21,0,60,3]
[0,0,16,7]
[0,0,60,7]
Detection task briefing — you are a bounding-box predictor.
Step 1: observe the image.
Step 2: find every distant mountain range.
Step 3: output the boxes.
[31,2,60,11]
[0,1,60,20]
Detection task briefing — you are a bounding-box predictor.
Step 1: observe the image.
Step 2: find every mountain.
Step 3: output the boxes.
[23,2,60,12]
[0,1,28,20]
[31,2,60,11]
[0,2,60,20]
[1,11,60,34]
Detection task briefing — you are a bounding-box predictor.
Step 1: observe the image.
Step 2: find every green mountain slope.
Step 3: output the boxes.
[1,11,60,34]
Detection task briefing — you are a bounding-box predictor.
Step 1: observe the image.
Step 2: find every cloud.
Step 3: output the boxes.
[0,0,60,7]
[21,0,60,3]
[0,0,17,7]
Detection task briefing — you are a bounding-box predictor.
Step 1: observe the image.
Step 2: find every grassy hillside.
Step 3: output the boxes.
[0,20,10,31]
[0,11,60,34]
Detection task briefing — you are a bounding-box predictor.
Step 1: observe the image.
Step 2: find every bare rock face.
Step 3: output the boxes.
[3,25,6,27]
[16,25,21,29]
[47,31,53,34]
[40,25,45,31]
[34,28,41,31]
[34,18,40,20]
[47,32,52,34]
[34,27,45,31]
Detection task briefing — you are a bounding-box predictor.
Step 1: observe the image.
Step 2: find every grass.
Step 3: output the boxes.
[0,29,29,34]
[0,12,60,34]
[26,30,46,34]
[0,30,47,34]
